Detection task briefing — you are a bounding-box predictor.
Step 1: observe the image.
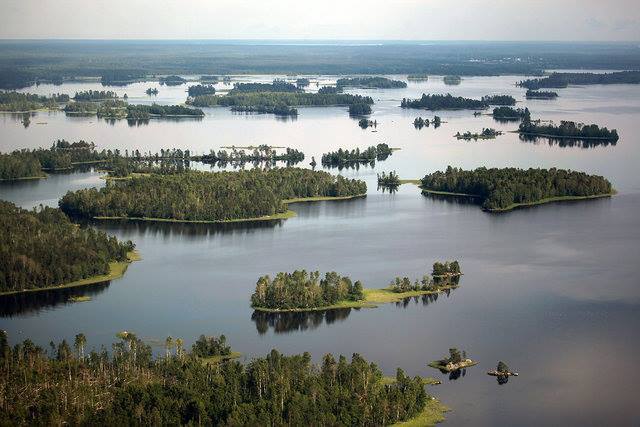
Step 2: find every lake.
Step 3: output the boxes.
[1,74,639,425]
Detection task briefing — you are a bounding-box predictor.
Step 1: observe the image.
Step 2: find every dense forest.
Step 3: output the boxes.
[401,94,487,110]
[251,270,364,310]
[348,103,372,116]
[421,166,613,210]
[0,151,44,180]
[518,71,640,90]
[525,90,558,99]
[321,143,393,167]
[481,95,516,106]
[73,90,117,101]
[59,168,366,222]
[492,106,530,121]
[0,330,429,425]
[0,91,69,111]
[231,80,300,93]
[159,75,187,85]
[188,92,373,110]
[124,104,204,119]
[187,84,216,97]
[335,77,407,89]
[518,120,619,141]
[0,201,134,293]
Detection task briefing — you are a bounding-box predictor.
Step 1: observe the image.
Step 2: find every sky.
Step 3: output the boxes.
[1,0,639,41]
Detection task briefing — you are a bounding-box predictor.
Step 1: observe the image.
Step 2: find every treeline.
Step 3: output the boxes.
[191,334,231,358]
[0,152,44,180]
[100,70,145,85]
[481,95,516,106]
[518,71,640,90]
[401,94,487,110]
[231,80,300,93]
[0,330,428,425]
[231,104,298,116]
[421,166,613,210]
[321,143,393,167]
[336,77,407,89]
[59,168,367,222]
[518,120,619,141]
[493,106,530,121]
[414,116,442,129]
[0,201,134,293]
[525,90,558,99]
[73,90,117,101]
[124,103,204,119]
[0,91,69,111]
[251,270,364,310]
[443,75,461,85]
[188,91,373,109]
[296,78,310,87]
[187,84,216,97]
[196,145,304,166]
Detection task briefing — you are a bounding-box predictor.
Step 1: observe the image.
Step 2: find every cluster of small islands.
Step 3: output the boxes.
[0,68,634,426]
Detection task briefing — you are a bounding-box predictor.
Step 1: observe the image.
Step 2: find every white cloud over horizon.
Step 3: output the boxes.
[1,0,639,41]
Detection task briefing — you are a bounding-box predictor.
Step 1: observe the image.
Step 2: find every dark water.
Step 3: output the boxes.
[1,75,639,426]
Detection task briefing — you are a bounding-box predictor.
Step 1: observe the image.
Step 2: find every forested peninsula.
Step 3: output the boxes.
[250,262,462,312]
[0,201,136,295]
[518,71,640,90]
[59,168,367,223]
[0,330,443,426]
[420,166,614,211]
[401,94,487,110]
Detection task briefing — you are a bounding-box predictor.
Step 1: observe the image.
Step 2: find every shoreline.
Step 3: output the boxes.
[252,285,459,313]
[485,193,615,212]
[516,131,618,141]
[0,250,140,297]
[0,174,47,182]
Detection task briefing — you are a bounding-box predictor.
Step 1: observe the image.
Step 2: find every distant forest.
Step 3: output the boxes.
[0,201,134,293]
[421,166,613,210]
[2,41,640,88]
[335,77,407,89]
[518,71,640,90]
[401,94,488,110]
[60,168,366,222]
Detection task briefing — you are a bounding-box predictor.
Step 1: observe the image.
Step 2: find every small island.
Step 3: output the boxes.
[145,87,159,96]
[358,118,377,129]
[159,75,186,86]
[401,94,487,110]
[250,261,462,312]
[443,75,461,85]
[487,361,518,378]
[195,145,304,166]
[517,70,640,90]
[455,128,502,140]
[525,90,558,99]
[0,200,137,296]
[429,348,477,373]
[378,170,401,188]
[413,116,442,129]
[187,84,216,97]
[492,106,530,122]
[518,119,619,142]
[321,143,394,167]
[481,95,516,106]
[0,91,69,112]
[73,90,117,101]
[420,166,614,211]
[407,73,429,81]
[336,76,407,89]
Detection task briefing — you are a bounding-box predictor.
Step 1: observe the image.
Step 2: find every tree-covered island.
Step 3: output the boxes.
[401,94,488,110]
[187,84,216,97]
[518,119,619,141]
[481,95,516,106]
[420,166,614,211]
[525,90,558,99]
[159,75,187,85]
[377,171,401,188]
[0,329,444,426]
[492,106,530,122]
[335,76,407,89]
[414,116,442,129]
[455,128,502,140]
[518,70,640,90]
[0,201,136,295]
[429,348,477,373]
[321,143,394,167]
[251,261,462,312]
[443,75,462,85]
[59,168,367,223]
[0,91,69,112]
[73,90,117,101]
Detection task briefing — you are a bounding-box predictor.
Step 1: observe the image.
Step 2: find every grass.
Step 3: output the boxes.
[393,398,449,427]
[252,285,458,313]
[68,295,92,303]
[0,251,140,296]
[428,360,479,372]
[199,351,242,365]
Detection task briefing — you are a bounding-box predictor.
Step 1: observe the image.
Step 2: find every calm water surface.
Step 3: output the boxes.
[1,75,639,426]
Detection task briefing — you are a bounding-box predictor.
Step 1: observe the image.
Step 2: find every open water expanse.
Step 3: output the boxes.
[1,74,639,425]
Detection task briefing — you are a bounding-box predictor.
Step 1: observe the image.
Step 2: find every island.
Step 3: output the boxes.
[73,90,117,101]
[525,89,558,99]
[187,84,216,97]
[336,76,407,89]
[407,73,429,81]
[429,348,478,372]
[358,118,377,129]
[378,170,401,188]
[481,95,516,106]
[159,75,187,85]
[401,94,488,110]
[145,87,159,95]
[487,361,518,378]
[443,75,462,85]
[295,77,310,87]
[1,329,441,426]
[414,116,442,129]
[492,106,530,122]
[420,166,615,211]
[59,168,367,223]
[518,119,619,142]
[455,128,502,140]
[348,102,372,116]
[0,200,137,296]
[250,261,462,312]
[518,70,640,90]
[65,100,204,119]
[231,104,298,116]
[0,91,69,112]
[194,145,304,167]
[321,143,394,167]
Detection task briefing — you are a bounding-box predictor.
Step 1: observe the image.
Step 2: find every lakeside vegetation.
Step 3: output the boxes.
[401,93,487,110]
[492,106,530,122]
[73,90,117,101]
[195,145,304,167]
[358,118,377,129]
[348,102,372,116]
[0,91,69,111]
[159,75,186,85]
[518,119,619,141]
[377,171,401,188]
[518,70,640,90]
[0,201,135,294]
[187,84,216,97]
[64,100,204,119]
[420,166,614,211]
[230,104,298,116]
[525,90,558,99]
[443,75,461,85]
[336,76,407,89]
[407,74,429,81]
[455,128,502,140]
[413,116,442,129]
[321,143,393,167]
[481,95,516,105]
[231,80,299,93]
[59,168,367,223]
[0,330,433,425]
